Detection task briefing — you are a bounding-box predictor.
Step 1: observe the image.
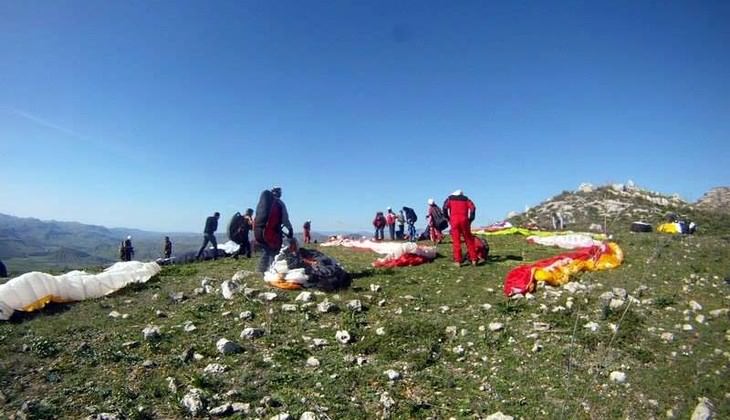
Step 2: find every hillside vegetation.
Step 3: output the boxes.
[1,230,728,418]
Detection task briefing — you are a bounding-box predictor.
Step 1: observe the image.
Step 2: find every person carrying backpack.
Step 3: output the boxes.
[443,189,478,266]
[229,209,254,258]
[372,212,386,241]
[402,206,418,242]
[427,198,446,244]
[254,186,294,272]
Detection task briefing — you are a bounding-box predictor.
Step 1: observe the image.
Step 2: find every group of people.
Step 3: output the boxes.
[373,190,485,267]
[193,186,300,273]
[372,207,418,241]
[118,185,484,271]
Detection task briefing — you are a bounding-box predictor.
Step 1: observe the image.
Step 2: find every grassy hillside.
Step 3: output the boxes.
[1,231,728,418]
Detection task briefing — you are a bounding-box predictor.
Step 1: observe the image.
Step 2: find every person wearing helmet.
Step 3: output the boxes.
[442,190,478,266]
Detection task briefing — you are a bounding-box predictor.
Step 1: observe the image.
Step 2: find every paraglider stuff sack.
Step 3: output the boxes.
[228,212,245,243]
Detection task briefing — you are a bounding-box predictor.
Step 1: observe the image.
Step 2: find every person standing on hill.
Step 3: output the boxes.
[443,190,478,266]
[373,211,386,241]
[124,236,135,261]
[197,212,220,260]
[402,206,418,242]
[240,208,254,258]
[163,236,172,259]
[255,186,294,272]
[303,220,312,244]
[385,207,396,240]
[427,198,445,244]
[396,210,406,239]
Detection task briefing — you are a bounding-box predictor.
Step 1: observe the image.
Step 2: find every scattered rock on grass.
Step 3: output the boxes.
[306,356,320,368]
[384,369,401,381]
[488,322,504,332]
[300,412,317,420]
[609,371,626,384]
[380,391,395,409]
[221,280,240,300]
[240,311,254,320]
[232,270,256,282]
[336,330,351,344]
[281,304,298,312]
[485,412,514,420]
[318,300,337,313]
[169,292,185,303]
[209,403,232,416]
[258,292,278,302]
[347,300,363,312]
[203,363,227,374]
[216,338,242,355]
[295,291,313,302]
[241,328,265,339]
[181,388,204,416]
[142,326,161,340]
[690,397,714,420]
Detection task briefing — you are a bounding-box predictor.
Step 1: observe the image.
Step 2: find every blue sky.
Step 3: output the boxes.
[1,0,728,233]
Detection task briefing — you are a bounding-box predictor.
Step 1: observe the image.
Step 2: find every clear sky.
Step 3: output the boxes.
[1,0,728,233]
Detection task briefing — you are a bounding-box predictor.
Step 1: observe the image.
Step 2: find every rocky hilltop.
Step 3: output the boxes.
[694,187,730,213]
[508,182,729,233]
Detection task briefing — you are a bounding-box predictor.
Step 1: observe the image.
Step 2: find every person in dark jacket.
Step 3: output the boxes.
[443,190,477,266]
[373,212,386,240]
[163,236,172,259]
[427,198,445,244]
[197,212,220,260]
[402,206,418,242]
[237,208,254,258]
[0,259,7,278]
[303,220,312,244]
[255,186,293,272]
[124,236,134,261]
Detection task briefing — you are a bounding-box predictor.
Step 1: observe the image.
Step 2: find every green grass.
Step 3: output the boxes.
[1,232,729,418]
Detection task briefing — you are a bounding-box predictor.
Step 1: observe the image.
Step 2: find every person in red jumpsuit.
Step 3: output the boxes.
[442,189,478,266]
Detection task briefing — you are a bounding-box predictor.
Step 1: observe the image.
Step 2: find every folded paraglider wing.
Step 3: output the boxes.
[503,242,623,297]
[0,261,161,320]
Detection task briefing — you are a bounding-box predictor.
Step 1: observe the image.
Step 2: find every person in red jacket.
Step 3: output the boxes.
[385,207,396,240]
[372,211,386,241]
[443,189,478,266]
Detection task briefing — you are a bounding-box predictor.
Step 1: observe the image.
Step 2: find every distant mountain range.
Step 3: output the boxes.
[0,213,204,275]
[0,213,343,276]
